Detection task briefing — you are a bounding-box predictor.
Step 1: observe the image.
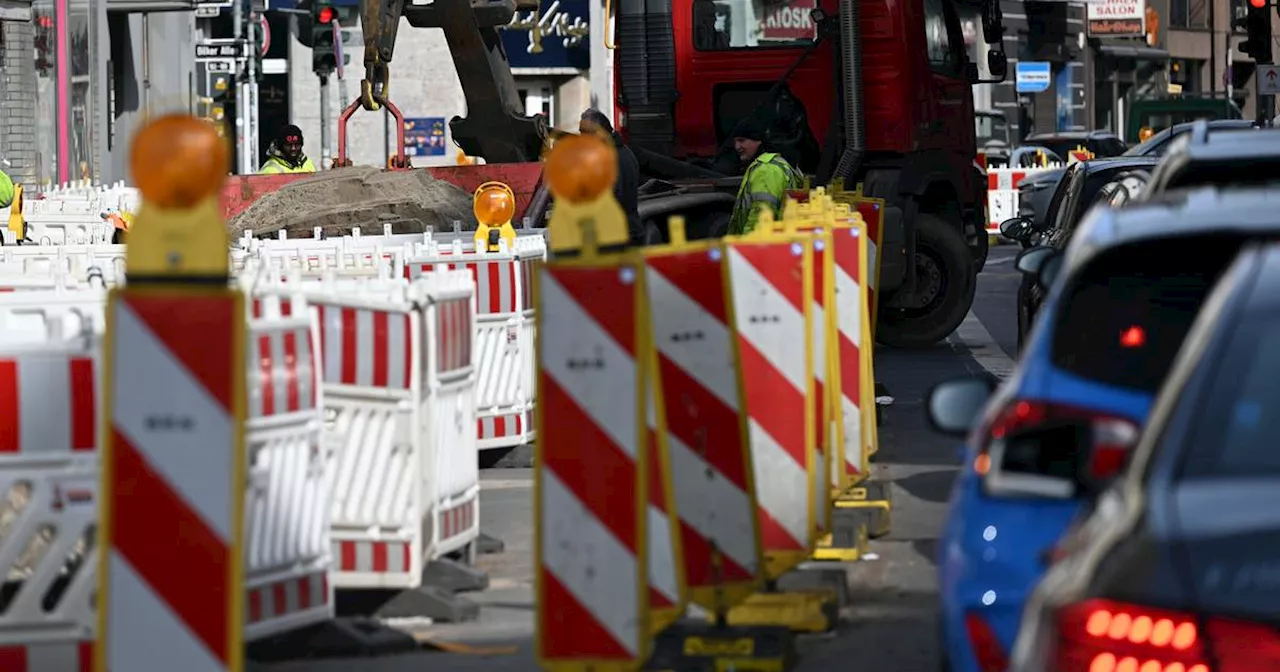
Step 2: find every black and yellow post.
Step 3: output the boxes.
[640,216,796,672]
[473,181,519,252]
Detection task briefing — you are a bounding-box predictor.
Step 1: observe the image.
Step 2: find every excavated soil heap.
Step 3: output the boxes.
[228,166,478,239]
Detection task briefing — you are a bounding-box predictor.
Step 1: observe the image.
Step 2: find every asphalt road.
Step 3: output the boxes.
[261,244,1025,671]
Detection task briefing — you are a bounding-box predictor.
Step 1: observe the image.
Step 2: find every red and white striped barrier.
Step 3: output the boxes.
[848,197,884,332]
[99,289,246,671]
[0,314,100,670]
[986,164,1063,234]
[799,227,836,533]
[536,261,649,666]
[644,248,762,610]
[645,373,685,634]
[831,225,874,485]
[300,271,480,590]
[726,238,817,573]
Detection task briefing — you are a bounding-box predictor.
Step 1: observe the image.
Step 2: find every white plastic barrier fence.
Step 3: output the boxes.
[4,182,137,246]
[986,164,1062,234]
[0,295,103,667]
[402,236,544,451]
[242,292,334,640]
[0,245,127,289]
[231,244,407,281]
[277,270,478,589]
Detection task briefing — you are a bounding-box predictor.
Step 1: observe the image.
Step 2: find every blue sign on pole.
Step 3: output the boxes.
[1015,61,1052,94]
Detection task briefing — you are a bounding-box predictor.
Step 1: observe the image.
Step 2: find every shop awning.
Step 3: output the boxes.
[1097,44,1170,61]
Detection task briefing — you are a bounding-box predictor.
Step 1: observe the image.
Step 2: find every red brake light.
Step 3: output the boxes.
[1120,325,1146,349]
[1054,599,1280,671]
[318,7,335,23]
[976,400,1140,487]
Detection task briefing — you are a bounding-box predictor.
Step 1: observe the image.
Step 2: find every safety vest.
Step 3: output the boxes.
[730,152,804,235]
[259,155,317,174]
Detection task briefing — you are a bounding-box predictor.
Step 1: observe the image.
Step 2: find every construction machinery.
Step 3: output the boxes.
[228,0,1008,347]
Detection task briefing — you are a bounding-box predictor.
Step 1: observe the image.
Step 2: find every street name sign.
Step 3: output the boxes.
[196,41,248,61]
[1015,61,1052,93]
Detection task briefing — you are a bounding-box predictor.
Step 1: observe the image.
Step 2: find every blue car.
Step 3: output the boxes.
[926,185,1280,672]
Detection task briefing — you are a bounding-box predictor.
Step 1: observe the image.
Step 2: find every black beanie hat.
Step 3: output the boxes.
[731,116,767,142]
[279,124,304,144]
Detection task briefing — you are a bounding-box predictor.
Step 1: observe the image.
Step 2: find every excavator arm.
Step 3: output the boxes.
[349,0,548,165]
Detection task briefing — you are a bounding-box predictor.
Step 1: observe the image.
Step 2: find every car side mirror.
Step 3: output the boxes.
[999,216,1033,241]
[1015,246,1062,289]
[985,421,1093,499]
[925,375,998,436]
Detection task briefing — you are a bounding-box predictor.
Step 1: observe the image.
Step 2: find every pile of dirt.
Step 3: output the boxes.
[228,166,478,239]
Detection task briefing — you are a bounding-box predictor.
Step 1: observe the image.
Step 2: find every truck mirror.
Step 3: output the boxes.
[987,51,1008,80]
[965,62,981,85]
[982,0,1004,42]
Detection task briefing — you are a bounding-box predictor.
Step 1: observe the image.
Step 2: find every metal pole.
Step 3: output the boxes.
[233,0,247,174]
[320,75,331,168]
[247,10,261,169]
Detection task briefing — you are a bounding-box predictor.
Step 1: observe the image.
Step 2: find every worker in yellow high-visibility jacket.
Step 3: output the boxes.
[259,124,317,174]
[0,166,13,209]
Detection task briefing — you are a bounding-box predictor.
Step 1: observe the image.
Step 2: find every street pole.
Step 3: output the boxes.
[247,9,261,169]
[233,0,248,174]
[1260,4,1273,126]
[320,75,331,168]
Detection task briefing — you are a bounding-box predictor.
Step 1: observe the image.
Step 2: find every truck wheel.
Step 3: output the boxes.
[876,213,976,349]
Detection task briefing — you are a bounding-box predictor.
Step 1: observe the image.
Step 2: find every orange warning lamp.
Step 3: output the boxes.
[543,134,628,256]
[473,181,517,252]
[544,134,617,204]
[125,113,232,279]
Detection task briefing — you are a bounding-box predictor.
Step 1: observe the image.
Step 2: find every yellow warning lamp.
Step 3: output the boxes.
[473,181,518,252]
[544,134,628,257]
[1139,127,1155,142]
[126,113,232,281]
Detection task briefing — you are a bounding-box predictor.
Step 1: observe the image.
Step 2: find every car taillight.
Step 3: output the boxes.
[974,400,1140,491]
[1053,599,1280,671]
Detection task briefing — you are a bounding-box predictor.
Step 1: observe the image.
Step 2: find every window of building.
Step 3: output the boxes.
[691,0,817,50]
[1169,0,1208,29]
[1169,59,1205,92]
[1231,0,1250,32]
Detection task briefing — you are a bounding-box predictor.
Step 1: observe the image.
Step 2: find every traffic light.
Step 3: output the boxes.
[311,2,356,76]
[1237,2,1272,62]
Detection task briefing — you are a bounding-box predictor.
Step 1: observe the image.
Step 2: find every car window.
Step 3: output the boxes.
[1045,166,1085,238]
[1182,310,1280,476]
[691,0,817,50]
[1050,237,1244,393]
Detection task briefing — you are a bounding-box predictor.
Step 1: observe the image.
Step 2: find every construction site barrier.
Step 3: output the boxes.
[986,164,1063,236]
[535,133,891,672]
[3,182,137,246]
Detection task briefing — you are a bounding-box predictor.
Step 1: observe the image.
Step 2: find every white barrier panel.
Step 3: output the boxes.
[986,164,1061,234]
[231,244,406,281]
[297,271,479,589]
[243,293,334,640]
[0,297,102,666]
[0,245,127,290]
[403,236,545,451]
[6,182,137,246]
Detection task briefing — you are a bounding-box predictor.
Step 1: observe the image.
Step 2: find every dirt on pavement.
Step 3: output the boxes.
[229,167,477,239]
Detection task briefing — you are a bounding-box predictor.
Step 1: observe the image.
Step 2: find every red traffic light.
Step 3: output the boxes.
[1251,0,1266,9]
[317,6,335,23]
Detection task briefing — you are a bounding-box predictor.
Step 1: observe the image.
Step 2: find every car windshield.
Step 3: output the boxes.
[1184,309,1280,477]
[976,114,1010,146]
[1050,237,1244,393]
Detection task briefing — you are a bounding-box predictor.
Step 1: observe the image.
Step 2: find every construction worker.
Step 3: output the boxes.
[0,164,13,209]
[578,108,643,245]
[259,124,317,174]
[728,116,803,235]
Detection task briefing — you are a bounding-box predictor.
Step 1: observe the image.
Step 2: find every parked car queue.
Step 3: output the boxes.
[932,120,1280,672]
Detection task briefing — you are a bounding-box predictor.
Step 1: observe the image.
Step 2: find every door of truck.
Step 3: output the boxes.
[920,0,975,193]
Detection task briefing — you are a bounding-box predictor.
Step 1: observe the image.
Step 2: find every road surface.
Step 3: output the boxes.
[260,245,1024,671]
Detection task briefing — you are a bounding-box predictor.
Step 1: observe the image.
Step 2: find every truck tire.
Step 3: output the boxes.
[876,213,976,349]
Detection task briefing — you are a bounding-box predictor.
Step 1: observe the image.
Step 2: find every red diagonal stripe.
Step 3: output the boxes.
[812,247,827,308]
[540,374,639,553]
[815,379,826,450]
[111,427,230,663]
[648,252,729,322]
[679,519,753,586]
[124,295,235,411]
[540,569,630,659]
[759,505,805,551]
[737,338,806,463]
[650,586,674,609]
[0,361,15,453]
[832,230,861,282]
[733,244,807,312]
[70,358,96,451]
[657,355,748,489]
[547,267,637,356]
